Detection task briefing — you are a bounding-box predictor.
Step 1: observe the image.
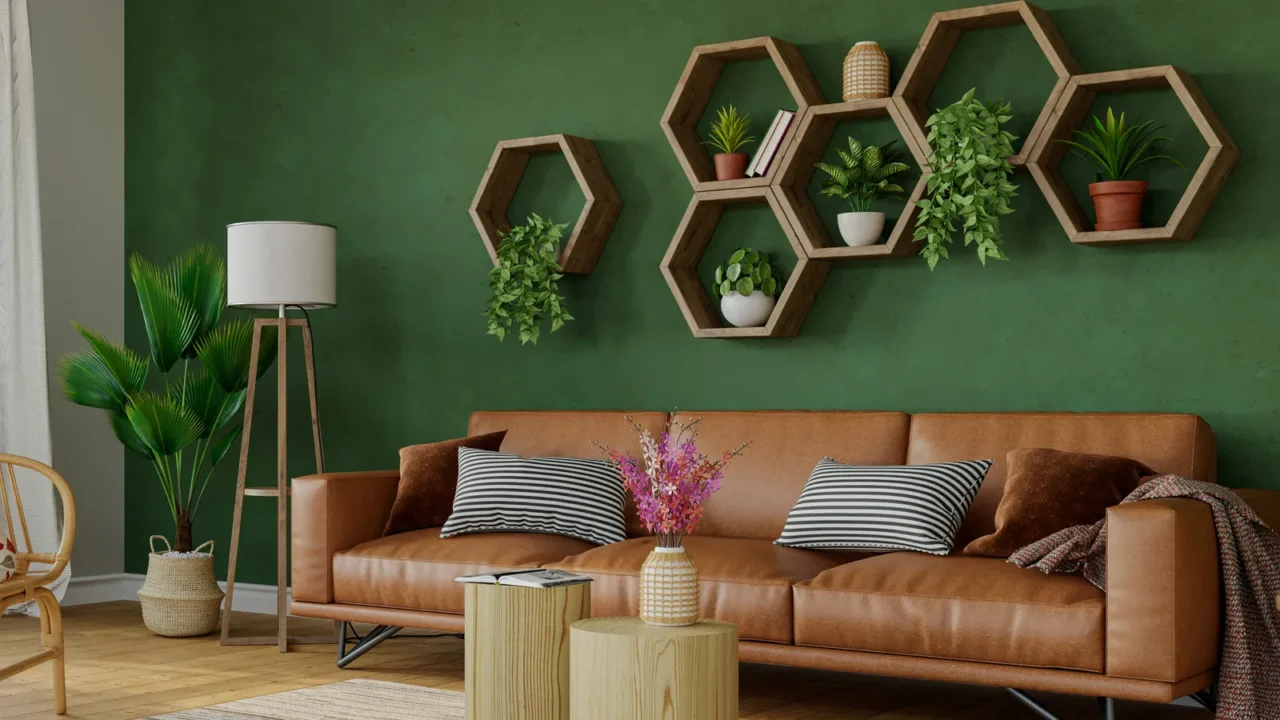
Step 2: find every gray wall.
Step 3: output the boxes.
[30,0,125,578]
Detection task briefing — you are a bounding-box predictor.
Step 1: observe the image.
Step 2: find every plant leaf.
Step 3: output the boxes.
[125,390,204,457]
[59,323,148,412]
[196,319,278,392]
[209,425,243,468]
[173,244,227,357]
[130,254,199,372]
[109,411,155,459]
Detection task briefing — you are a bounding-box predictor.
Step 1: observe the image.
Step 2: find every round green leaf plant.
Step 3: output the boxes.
[815,137,912,212]
[712,247,782,299]
[59,244,277,551]
[485,213,573,345]
[914,89,1019,270]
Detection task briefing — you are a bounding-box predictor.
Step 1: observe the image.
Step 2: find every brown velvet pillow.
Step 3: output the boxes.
[963,447,1154,557]
[382,430,507,536]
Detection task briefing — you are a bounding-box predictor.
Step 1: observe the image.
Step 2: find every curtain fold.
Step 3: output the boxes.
[0,0,67,611]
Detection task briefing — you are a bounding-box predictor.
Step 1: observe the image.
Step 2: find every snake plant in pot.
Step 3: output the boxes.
[58,244,276,553]
[703,105,757,181]
[816,137,912,246]
[1057,107,1183,231]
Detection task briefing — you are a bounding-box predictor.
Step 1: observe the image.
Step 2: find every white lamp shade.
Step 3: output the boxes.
[227,221,336,309]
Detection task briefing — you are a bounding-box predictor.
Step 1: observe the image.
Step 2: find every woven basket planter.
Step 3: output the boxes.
[843,41,890,101]
[138,536,224,638]
[639,546,699,626]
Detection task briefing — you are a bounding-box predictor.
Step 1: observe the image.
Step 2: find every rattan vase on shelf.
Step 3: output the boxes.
[138,536,224,637]
[639,545,699,626]
[842,41,890,101]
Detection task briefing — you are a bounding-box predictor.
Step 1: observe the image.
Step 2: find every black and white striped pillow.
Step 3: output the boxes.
[776,458,992,555]
[440,447,626,546]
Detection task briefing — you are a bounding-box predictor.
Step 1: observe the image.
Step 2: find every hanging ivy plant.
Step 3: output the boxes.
[485,214,572,345]
[914,89,1019,270]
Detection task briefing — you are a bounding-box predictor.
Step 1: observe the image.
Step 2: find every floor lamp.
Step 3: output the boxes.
[220,221,336,651]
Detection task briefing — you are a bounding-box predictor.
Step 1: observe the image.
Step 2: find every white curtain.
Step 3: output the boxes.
[0,0,67,611]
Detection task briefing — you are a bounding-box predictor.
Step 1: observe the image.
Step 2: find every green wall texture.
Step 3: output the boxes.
[124,0,1280,582]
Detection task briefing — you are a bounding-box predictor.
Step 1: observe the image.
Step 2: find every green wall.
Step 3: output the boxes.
[124,0,1280,582]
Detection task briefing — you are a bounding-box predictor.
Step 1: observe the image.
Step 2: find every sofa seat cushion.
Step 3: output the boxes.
[546,535,862,643]
[793,553,1106,672]
[332,527,594,614]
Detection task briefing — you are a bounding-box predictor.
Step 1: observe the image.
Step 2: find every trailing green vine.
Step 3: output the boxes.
[485,214,572,344]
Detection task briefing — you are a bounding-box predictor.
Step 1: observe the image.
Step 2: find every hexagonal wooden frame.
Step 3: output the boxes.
[661,37,824,193]
[772,99,931,260]
[1027,66,1238,245]
[661,187,830,338]
[892,1,1081,167]
[469,134,622,274]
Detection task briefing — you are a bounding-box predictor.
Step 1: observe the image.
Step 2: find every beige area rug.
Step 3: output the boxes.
[146,679,464,719]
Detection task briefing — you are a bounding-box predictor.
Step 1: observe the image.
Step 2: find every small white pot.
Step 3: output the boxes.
[720,290,775,328]
[837,211,886,246]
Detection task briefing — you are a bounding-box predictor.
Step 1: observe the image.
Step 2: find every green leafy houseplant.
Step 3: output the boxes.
[486,213,572,345]
[914,89,1019,270]
[1058,107,1183,182]
[59,245,276,551]
[712,247,780,299]
[815,138,912,212]
[702,104,756,155]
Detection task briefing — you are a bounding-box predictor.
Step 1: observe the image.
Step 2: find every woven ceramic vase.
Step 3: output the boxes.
[842,41,890,101]
[639,545,699,626]
[137,536,224,637]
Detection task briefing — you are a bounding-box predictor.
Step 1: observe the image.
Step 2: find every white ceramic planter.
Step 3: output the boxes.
[837,211,886,246]
[720,291,775,328]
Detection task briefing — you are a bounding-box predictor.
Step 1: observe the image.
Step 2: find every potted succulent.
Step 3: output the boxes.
[712,247,781,328]
[1058,107,1183,231]
[485,213,573,344]
[914,89,1018,269]
[703,105,756,181]
[816,137,912,246]
[59,245,274,636]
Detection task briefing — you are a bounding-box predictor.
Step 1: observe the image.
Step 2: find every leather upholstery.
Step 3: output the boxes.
[546,535,863,643]
[907,412,1216,547]
[292,470,400,603]
[794,553,1106,672]
[1106,498,1220,682]
[672,411,910,540]
[332,527,593,614]
[1236,487,1280,530]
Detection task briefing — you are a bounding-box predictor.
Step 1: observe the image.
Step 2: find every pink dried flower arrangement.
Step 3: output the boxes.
[597,415,749,548]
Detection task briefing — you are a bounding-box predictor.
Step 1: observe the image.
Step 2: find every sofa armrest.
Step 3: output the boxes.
[1106,498,1219,682]
[291,470,400,603]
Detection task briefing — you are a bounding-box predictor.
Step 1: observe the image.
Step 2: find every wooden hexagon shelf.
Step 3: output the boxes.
[772,99,931,260]
[661,37,824,193]
[469,134,621,274]
[661,187,829,339]
[1027,66,1238,245]
[892,1,1081,167]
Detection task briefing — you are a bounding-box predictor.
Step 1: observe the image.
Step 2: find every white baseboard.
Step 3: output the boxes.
[64,573,291,615]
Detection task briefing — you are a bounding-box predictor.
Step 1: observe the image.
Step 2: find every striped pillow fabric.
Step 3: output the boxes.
[776,457,992,555]
[440,447,626,546]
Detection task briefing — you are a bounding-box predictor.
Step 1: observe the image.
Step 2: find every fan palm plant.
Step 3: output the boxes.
[59,245,276,551]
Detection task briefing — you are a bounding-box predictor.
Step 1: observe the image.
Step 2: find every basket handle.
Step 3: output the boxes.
[193,540,215,555]
[149,535,172,554]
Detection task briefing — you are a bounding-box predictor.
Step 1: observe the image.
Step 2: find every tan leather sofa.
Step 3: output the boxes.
[290,409,1263,705]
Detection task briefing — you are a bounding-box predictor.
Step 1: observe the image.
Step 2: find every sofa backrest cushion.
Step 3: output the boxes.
[674,411,911,540]
[907,412,1216,548]
[467,411,668,536]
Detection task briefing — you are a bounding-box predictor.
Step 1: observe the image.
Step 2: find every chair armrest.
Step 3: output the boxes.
[1106,498,1219,682]
[291,470,399,603]
[1233,487,1280,530]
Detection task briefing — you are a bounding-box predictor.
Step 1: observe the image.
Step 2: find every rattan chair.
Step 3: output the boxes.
[0,453,75,714]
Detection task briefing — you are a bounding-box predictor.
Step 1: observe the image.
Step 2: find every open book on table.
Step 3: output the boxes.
[453,569,592,588]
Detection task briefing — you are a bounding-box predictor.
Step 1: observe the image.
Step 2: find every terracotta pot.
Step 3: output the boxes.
[713,153,749,181]
[1089,180,1147,231]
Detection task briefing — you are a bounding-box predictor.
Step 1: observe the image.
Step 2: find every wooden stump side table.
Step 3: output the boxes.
[570,617,738,720]
[464,582,590,720]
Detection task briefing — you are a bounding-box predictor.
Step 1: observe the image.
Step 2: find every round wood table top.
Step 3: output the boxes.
[571,616,736,637]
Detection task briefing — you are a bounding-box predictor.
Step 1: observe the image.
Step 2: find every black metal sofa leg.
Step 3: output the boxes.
[1007,689,1115,720]
[336,621,402,668]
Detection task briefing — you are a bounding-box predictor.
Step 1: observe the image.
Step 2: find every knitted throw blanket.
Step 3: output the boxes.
[1009,476,1280,720]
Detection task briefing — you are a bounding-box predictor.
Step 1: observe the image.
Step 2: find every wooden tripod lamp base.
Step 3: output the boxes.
[221,220,339,652]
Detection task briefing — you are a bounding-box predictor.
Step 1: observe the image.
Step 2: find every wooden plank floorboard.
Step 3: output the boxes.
[0,601,1209,719]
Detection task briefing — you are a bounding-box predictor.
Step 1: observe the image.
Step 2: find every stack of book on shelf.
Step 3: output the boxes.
[746,109,797,177]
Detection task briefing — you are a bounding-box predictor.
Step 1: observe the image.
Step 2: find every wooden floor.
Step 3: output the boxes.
[0,602,1207,720]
